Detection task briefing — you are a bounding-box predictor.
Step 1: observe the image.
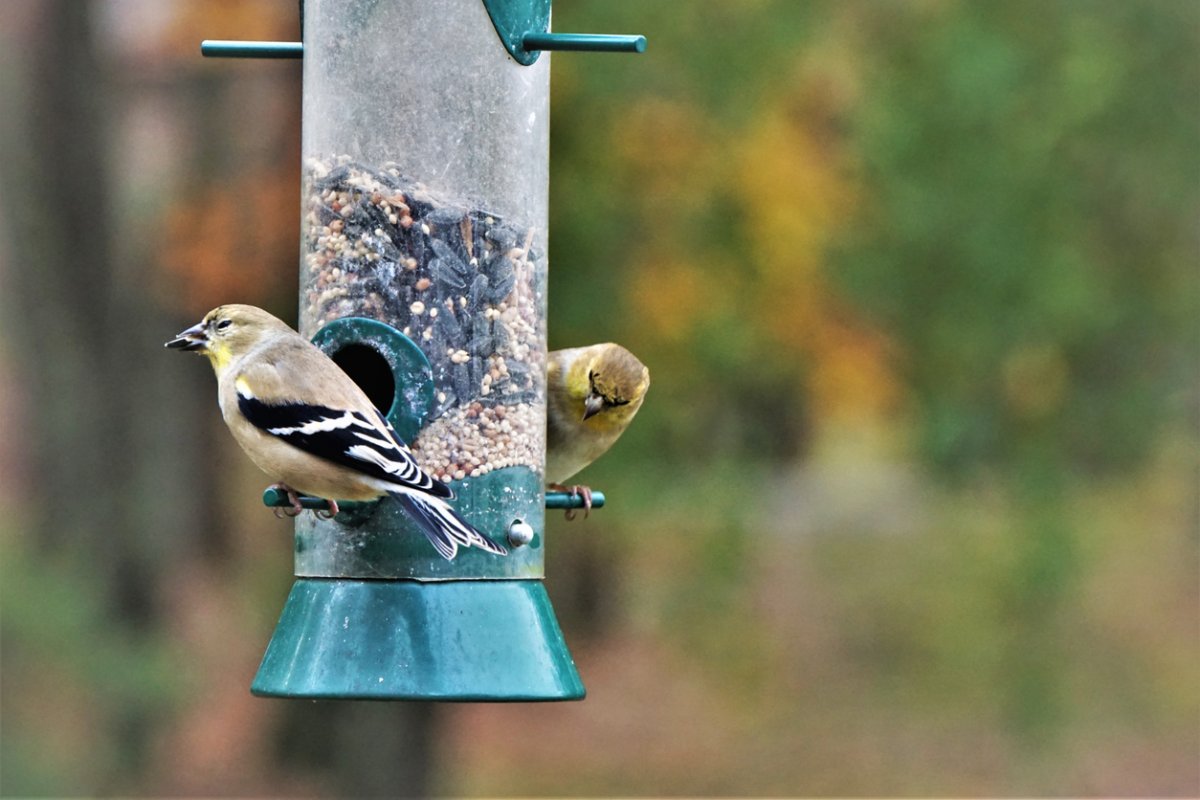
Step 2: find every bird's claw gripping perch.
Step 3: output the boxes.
[268,484,340,519]
[550,483,593,520]
[269,483,305,517]
[314,499,340,520]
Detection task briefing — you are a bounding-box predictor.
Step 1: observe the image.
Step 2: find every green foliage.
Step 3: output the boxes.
[0,535,190,794]
[541,0,1199,783]
[834,0,1200,477]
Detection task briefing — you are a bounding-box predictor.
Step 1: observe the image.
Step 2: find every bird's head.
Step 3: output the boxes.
[165,304,291,372]
[578,344,650,427]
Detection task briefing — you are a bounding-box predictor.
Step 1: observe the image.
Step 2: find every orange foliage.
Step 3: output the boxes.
[806,312,900,422]
[628,253,721,344]
[133,2,301,313]
[733,79,899,423]
[612,98,718,217]
[735,91,851,341]
[157,166,298,311]
[607,63,901,427]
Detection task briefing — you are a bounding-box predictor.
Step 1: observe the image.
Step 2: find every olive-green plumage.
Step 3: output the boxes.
[545,343,650,485]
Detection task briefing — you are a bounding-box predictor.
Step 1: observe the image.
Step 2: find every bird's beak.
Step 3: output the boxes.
[582,394,604,421]
[165,321,208,352]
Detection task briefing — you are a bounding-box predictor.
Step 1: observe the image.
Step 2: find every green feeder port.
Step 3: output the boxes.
[205,0,643,702]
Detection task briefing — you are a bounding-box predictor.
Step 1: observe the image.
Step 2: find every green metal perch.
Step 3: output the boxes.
[263,487,605,511]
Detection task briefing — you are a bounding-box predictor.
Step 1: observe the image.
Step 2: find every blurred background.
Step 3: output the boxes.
[1,0,1197,796]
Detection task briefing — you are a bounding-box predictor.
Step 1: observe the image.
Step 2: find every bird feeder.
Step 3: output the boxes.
[203,0,642,700]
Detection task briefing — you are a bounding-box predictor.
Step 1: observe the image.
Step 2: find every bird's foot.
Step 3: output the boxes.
[549,483,593,520]
[314,499,340,520]
[268,484,340,519]
[269,483,305,518]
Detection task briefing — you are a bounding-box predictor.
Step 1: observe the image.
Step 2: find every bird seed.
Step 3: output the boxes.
[301,156,545,477]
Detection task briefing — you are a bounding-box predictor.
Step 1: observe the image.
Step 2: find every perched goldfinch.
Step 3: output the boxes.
[165,304,506,560]
[546,343,650,518]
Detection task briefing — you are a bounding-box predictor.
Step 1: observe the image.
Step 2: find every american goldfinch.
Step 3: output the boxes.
[546,343,650,519]
[165,304,506,560]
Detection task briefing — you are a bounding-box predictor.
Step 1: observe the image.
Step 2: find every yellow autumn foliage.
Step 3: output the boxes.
[733,85,899,422]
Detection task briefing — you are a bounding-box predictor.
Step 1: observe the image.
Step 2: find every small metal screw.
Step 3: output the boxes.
[507,519,534,547]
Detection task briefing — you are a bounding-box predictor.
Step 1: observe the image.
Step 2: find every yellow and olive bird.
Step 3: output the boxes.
[545,343,650,518]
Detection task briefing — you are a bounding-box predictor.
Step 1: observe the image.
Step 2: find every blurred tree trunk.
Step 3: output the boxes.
[11,0,125,562]
[1,0,189,786]
[276,701,441,796]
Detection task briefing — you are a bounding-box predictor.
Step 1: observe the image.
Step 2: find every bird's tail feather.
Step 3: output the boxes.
[392,492,508,561]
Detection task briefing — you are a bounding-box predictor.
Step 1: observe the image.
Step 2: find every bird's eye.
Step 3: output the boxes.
[216,319,233,331]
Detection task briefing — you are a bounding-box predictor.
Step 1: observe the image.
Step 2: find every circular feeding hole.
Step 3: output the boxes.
[331,344,396,415]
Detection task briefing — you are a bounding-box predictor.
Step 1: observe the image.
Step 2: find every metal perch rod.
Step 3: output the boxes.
[263,487,605,511]
[201,40,303,58]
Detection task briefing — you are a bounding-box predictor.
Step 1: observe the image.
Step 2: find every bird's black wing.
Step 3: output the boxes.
[391,491,508,560]
[237,390,451,499]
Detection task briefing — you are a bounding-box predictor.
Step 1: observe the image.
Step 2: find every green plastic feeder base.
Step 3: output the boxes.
[251,578,585,701]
